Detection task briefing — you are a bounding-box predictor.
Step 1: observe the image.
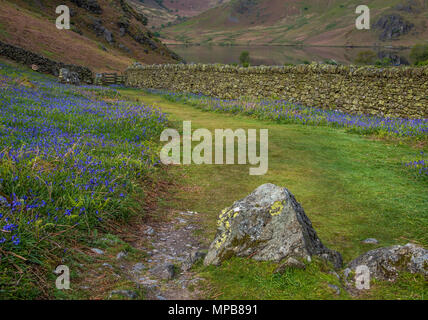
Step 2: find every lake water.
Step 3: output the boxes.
[168,45,411,66]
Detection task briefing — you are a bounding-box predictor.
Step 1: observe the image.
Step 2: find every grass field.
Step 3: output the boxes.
[119,88,427,300]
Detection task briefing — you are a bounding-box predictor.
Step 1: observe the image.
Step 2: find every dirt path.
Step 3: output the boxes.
[128,210,207,300]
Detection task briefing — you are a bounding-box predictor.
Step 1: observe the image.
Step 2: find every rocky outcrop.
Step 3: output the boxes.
[90,18,115,44]
[346,243,427,282]
[377,50,409,66]
[204,184,343,269]
[0,41,93,83]
[71,0,102,14]
[373,14,414,40]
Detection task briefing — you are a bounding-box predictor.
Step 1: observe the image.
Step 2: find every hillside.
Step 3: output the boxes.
[127,0,232,28]
[159,0,428,46]
[0,0,181,73]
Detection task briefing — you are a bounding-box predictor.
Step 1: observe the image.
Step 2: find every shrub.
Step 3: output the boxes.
[375,57,393,66]
[354,50,377,65]
[239,51,250,66]
[410,44,428,65]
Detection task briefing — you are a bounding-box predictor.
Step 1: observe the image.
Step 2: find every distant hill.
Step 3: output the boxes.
[127,0,232,28]
[159,0,428,46]
[0,0,182,73]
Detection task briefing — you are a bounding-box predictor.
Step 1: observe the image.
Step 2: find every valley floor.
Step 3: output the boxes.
[118,89,427,300]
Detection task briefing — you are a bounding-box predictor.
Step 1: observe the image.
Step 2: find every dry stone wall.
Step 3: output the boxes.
[0,41,93,83]
[125,64,428,119]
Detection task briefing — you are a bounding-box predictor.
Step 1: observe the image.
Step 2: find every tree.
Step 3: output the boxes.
[239,51,250,67]
[354,50,377,65]
[410,44,428,65]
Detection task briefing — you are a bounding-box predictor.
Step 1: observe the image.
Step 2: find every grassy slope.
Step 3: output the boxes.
[160,0,428,46]
[128,0,233,28]
[120,89,427,299]
[0,0,178,73]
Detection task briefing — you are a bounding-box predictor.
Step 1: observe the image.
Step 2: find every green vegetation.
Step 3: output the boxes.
[410,44,428,66]
[239,50,250,67]
[354,50,377,65]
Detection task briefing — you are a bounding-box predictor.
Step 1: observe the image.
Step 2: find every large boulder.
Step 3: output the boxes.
[347,243,427,282]
[204,184,342,269]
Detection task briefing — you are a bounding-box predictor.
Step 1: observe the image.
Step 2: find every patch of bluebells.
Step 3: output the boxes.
[152,90,428,138]
[404,152,428,177]
[0,63,168,249]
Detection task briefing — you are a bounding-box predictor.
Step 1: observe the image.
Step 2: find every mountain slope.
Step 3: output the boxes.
[0,0,181,73]
[160,0,428,46]
[127,0,232,28]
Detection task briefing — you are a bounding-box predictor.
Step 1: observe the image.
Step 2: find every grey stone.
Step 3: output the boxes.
[91,248,104,255]
[204,184,343,269]
[116,251,127,260]
[182,251,207,271]
[59,68,81,85]
[145,226,155,236]
[362,238,379,244]
[274,257,306,274]
[328,284,341,295]
[347,243,427,282]
[132,263,146,273]
[149,263,176,280]
[343,268,352,279]
[109,290,138,300]
[103,28,114,44]
[102,263,113,269]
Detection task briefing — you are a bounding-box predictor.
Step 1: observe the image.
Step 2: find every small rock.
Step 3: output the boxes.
[329,271,341,280]
[132,263,145,273]
[343,268,352,279]
[102,263,113,269]
[109,290,138,300]
[150,263,176,280]
[348,243,427,282]
[362,238,379,244]
[182,251,207,271]
[328,284,341,295]
[116,251,127,260]
[274,257,306,274]
[91,248,104,255]
[138,277,158,286]
[145,226,155,236]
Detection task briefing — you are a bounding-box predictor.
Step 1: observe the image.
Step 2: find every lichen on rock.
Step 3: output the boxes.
[204,183,343,269]
[347,243,427,282]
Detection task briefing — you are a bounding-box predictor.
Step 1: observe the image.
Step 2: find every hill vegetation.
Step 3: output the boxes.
[0,0,181,73]
[159,0,428,46]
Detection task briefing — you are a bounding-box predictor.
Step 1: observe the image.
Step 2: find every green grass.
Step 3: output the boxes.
[120,89,427,300]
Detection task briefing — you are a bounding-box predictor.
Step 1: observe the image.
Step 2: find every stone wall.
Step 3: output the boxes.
[125,63,428,119]
[0,41,93,83]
